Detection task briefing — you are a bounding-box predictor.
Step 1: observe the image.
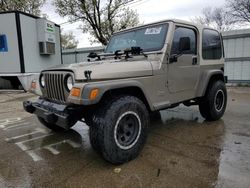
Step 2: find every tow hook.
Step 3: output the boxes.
[23,101,35,113]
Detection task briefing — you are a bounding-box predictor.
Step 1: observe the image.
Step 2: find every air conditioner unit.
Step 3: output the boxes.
[39,42,55,55]
[37,19,56,55]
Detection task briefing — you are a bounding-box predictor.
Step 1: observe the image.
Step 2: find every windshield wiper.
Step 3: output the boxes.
[87,46,148,61]
[124,46,148,59]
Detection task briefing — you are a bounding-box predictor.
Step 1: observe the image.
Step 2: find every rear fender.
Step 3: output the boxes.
[196,70,225,97]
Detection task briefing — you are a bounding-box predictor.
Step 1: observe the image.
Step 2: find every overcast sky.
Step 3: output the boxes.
[41,0,226,48]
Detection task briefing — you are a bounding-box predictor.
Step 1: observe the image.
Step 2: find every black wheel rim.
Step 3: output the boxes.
[215,89,225,112]
[115,111,141,150]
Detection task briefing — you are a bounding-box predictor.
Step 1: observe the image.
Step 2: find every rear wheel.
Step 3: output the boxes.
[199,80,227,121]
[37,117,67,132]
[90,96,149,164]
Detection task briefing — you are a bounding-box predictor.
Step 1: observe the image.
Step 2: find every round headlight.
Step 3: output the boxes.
[66,75,74,91]
[40,74,45,88]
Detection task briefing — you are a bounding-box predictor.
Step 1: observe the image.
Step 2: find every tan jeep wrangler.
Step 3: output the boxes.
[24,19,227,164]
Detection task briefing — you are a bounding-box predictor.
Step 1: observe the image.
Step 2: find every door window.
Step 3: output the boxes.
[171,26,197,55]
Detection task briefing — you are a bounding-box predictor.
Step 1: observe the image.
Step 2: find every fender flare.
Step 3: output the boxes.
[196,70,225,97]
[81,79,154,110]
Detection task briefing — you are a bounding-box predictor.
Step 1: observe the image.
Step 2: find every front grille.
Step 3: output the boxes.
[43,73,66,103]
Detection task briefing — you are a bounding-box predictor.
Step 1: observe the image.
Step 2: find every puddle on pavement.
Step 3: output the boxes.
[215,121,250,188]
[0,106,226,188]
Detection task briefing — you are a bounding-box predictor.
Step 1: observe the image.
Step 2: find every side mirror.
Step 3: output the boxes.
[87,52,100,60]
[179,37,191,52]
[169,37,191,64]
[88,52,98,58]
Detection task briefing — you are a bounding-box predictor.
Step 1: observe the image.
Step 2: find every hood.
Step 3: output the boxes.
[43,59,153,80]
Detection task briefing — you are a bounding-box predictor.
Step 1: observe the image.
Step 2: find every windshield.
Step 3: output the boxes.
[105,23,169,53]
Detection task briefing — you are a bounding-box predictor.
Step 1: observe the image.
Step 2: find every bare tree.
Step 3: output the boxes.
[191,7,213,26]
[54,0,140,45]
[192,7,235,31]
[61,31,79,49]
[227,0,250,23]
[0,0,46,16]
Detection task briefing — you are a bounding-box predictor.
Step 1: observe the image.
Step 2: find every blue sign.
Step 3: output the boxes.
[0,35,8,52]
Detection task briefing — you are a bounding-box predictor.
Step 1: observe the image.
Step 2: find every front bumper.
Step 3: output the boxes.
[23,99,79,129]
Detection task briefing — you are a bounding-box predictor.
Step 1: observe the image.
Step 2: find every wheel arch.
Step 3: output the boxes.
[196,70,225,97]
[100,86,152,112]
[82,80,154,111]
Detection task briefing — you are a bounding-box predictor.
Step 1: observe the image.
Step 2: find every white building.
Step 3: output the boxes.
[223,29,250,83]
[0,11,62,90]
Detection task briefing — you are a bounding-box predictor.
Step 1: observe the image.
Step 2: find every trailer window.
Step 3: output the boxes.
[0,35,8,52]
[202,29,222,60]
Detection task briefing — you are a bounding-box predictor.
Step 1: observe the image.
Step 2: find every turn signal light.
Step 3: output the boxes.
[70,87,81,97]
[31,81,36,90]
[89,89,99,100]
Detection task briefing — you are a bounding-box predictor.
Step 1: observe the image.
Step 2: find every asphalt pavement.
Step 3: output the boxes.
[0,87,249,188]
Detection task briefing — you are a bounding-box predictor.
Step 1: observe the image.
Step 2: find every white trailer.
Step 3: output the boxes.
[0,11,62,91]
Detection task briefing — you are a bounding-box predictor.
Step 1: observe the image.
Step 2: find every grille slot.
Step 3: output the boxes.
[44,73,66,103]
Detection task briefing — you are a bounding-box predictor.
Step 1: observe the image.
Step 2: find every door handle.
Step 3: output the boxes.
[192,56,198,65]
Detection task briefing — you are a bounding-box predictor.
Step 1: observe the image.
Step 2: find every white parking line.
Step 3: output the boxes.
[42,140,65,147]
[15,134,53,151]
[26,150,43,162]
[16,142,29,151]
[3,122,30,131]
[65,140,81,148]
[15,137,82,161]
[0,118,23,128]
[0,117,83,162]
[5,128,48,141]
[44,146,60,155]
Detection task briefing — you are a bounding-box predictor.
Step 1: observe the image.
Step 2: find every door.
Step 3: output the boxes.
[168,26,199,93]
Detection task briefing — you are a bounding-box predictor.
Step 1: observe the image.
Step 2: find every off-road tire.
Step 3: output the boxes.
[199,80,227,121]
[89,118,102,153]
[84,112,102,152]
[37,117,66,132]
[90,95,149,164]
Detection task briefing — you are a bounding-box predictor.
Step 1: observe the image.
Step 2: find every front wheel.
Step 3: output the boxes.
[199,80,227,121]
[90,96,149,164]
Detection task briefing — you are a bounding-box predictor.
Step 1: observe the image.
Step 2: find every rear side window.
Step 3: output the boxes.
[0,35,8,52]
[202,29,222,60]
